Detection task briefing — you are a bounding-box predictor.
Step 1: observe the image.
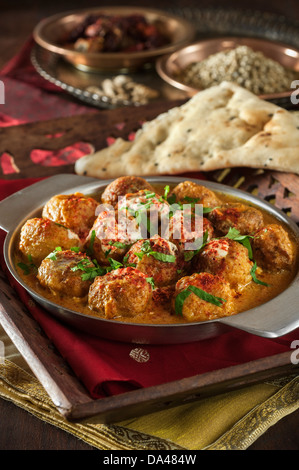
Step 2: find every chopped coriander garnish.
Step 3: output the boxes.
[135,240,176,263]
[17,254,37,275]
[175,285,226,316]
[46,246,62,261]
[54,222,67,229]
[71,258,106,281]
[183,230,209,262]
[104,248,112,258]
[225,227,254,259]
[202,206,219,214]
[163,185,170,200]
[70,253,134,281]
[17,262,31,275]
[146,277,155,289]
[167,193,177,205]
[145,192,156,199]
[108,240,129,249]
[108,258,123,270]
[86,229,96,256]
[174,289,192,316]
[187,285,226,306]
[150,252,176,263]
[183,196,200,204]
[250,262,269,287]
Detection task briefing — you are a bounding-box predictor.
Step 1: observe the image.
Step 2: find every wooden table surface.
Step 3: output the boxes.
[0,0,298,451]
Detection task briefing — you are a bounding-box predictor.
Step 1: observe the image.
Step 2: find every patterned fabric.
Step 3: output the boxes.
[0,328,298,450]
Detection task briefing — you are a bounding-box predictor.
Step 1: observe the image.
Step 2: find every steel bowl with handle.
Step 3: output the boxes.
[0,174,298,345]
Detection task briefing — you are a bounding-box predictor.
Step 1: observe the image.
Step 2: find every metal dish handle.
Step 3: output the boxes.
[219,278,299,338]
[0,174,100,233]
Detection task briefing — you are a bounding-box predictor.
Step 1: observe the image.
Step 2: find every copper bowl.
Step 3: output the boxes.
[33,7,196,72]
[156,36,299,100]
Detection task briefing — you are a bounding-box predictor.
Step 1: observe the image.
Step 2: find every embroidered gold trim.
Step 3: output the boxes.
[0,359,298,450]
[204,375,299,450]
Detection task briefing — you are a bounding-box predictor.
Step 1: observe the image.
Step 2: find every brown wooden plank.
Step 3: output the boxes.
[0,100,184,179]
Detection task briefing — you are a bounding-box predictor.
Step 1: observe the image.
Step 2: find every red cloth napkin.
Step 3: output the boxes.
[0,177,297,399]
[0,36,97,127]
[1,36,62,92]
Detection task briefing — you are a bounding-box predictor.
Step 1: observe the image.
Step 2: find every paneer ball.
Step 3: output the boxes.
[42,192,99,240]
[19,217,81,265]
[252,224,295,271]
[194,238,253,291]
[172,272,235,322]
[37,250,94,298]
[101,176,155,206]
[208,202,264,236]
[88,267,152,319]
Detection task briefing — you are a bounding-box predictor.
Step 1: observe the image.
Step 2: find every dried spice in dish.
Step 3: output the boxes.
[65,13,169,53]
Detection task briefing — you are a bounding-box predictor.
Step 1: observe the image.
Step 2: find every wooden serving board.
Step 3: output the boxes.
[0,100,299,422]
[0,100,184,179]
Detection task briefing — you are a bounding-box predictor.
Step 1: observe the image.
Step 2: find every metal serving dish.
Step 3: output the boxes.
[0,174,299,345]
[33,6,196,72]
[156,36,299,100]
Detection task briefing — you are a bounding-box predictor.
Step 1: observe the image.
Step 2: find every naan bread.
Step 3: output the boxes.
[75,81,299,178]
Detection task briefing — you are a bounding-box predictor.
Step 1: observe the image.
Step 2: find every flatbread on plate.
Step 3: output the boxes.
[75,81,299,179]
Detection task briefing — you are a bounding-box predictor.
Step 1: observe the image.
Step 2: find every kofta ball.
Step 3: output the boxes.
[125,235,181,287]
[37,250,94,298]
[169,208,215,253]
[117,189,170,239]
[19,217,81,265]
[42,192,99,240]
[88,267,152,319]
[194,238,253,291]
[172,272,235,322]
[169,181,220,208]
[208,202,264,236]
[101,176,155,206]
[84,207,137,265]
[252,224,295,271]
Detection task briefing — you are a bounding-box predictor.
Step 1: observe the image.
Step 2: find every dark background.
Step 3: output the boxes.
[0,0,299,68]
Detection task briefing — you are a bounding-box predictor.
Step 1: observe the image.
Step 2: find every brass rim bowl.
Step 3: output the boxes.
[33,6,196,72]
[156,36,299,100]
